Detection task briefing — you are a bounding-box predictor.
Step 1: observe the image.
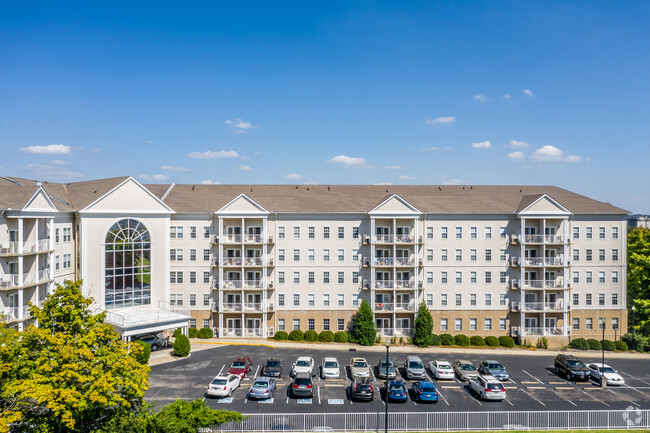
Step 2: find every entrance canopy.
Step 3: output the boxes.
[104,306,191,338]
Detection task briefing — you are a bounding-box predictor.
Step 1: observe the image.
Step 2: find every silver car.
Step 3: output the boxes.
[350,358,371,378]
[248,376,277,399]
[454,360,479,381]
[468,375,506,401]
[321,357,341,379]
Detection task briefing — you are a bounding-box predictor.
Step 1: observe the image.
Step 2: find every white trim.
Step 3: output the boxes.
[518,194,572,216]
[368,194,421,215]
[79,177,175,213]
[23,187,59,212]
[215,193,270,215]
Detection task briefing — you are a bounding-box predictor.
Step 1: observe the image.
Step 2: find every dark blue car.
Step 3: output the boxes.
[386,380,408,402]
[411,380,439,403]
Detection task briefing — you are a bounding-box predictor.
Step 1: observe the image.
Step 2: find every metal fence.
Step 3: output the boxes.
[207,409,650,432]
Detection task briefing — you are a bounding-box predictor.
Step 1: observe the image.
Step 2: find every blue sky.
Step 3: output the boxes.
[1,1,649,213]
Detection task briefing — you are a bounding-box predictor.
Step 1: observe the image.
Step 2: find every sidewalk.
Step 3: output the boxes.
[148,337,650,366]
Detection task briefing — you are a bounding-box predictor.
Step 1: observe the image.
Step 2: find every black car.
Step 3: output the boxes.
[350,377,374,401]
[262,358,283,378]
[291,374,314,398]
[554,354,590,381]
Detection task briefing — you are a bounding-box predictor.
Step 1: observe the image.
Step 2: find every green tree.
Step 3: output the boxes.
[413,302,433,347]
[349,299,376,346]
[628,228,650,331]
[0,280,150,433]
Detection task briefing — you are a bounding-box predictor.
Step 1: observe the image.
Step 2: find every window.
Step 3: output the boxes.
[500,293,506,306]
[470,318,477,331]
[323,271,330,284]
[170,249,183,261]
[470,249,477,262]
[573,249,579,261]
[352,249,359,261]
[599,227,606,239]
[308,319,315,331]
[308,226,315,239]
[170,226,183,239]
[573,227,579,240]
[293,319,300,330]
[204,249,210,261]
[63,227,71,242]
[308,249,315,261]
[456,293,462,306]
[55,228,60,243]
[599,293,605,306]
[338,293,344,306]
[293,249,300,261]
[485,249,492,262]
[203,226,211,239]
[427,227,433,239]
[612,249,619,261]
[441,249,448,261]
[441,272,448,284]
[456,227,462,239]
[352,293,359,306]
[485,293,492,306]
[612,271,619,284]
[470,271,477,284]
[441,294,447,306]
[308,271,315,284]
[484,318,492,331]
[455,318,462,331]
[586,227,593,239]
[352,271,359,284]
[278,319,285,331]
[573,271,579,284]
[470,226,477,239]
[441,227,448,239]
[338,272,344,284]
[63,254,71,269]
[278,271,285,284]
[323,249,330,261]
[190,226,197,239]
[338,249,344,261]
[190,249,196,261]
[323,319,330,331]
[338,226,344,239]
[204,271,212,285]
[426,293,433,306]
[586,271,592,283]
[338,319,345,331]
[189,293,196,306]
[323,294,330,306]
[278,226,285,239]
[599,249,605,261]
[278,249,285,261]
[573,318,580,330]
[455,271,462,284]
[440,319,448,331]
[294,226,300,239]
[485,271,492,284]
[427,249,434,261]
[190,271,196,284]
[586,293,592,305]
[323,226,330,239]
[353,227,359,239]
[53,254,58,270]
[278,294,285,307]
[499,318,506,331]
[612,227,619,239]
[599,271,605,283]
[500,272,506,284]
[189,319,196,328]
[426,271,433,284]
[500,226,507,239]
[612,317,619,330]
[456,249,462,261]
[293,272,300,283]
[470,293,476,306]
[170,271,183,284]
[170,293,183,306]
[293,293,300,306]
[573,293,579,306]
[485,226,492,239]
[500,249,506,261]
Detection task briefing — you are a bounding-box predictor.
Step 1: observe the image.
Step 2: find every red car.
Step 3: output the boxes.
[228,357,252,379]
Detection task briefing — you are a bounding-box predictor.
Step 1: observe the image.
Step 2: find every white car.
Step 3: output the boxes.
[321,357,340,379]
[468,374,506,401]
[587,363,625,386]
[429,360,455,380]
[291,356,315,377]
[207,373,241,397]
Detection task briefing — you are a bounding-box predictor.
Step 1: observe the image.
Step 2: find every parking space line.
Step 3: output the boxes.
[218,364,225,375]
[621,372,650,386]
[622,385,649,397]
[549,389,577,407]
[579,389,610,406]
[505,399,514,406]
[462,387,482,406]
[253,365,260,379]
[508,378,517,384]
[519,388,546,406]
[522,370,544,384]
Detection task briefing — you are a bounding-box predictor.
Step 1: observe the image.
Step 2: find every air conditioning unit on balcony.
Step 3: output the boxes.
[510,234,520,244]
[418,258,423,266]
[268,258,274,266]
[363,235,370,244]
[268,281,274,288]
[509,279,519,290]
[212,234,219,244]
[567,282,571,288]
[418,281,423,287]
[418,235,423,243]
[362,257,370,267]
[268,235,274,243]
[510,257,520,267]
[362,280,370,290]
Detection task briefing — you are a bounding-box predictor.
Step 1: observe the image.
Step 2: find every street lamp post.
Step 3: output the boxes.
[601,318,606,387]
[632,306,636,351]
[385,339,391,433]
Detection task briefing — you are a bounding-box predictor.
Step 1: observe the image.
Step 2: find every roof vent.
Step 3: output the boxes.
[192,186,195,190]
[328,186,330,191]
[438,186,441,191]
[35,181,42,186]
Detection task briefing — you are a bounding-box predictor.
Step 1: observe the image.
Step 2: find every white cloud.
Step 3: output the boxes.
[443,146,453,150]
[286,173,303,180]
[507,151,525,160]
[139,174,169,182]
[474,94,488,102]
[24,163,82,179]
[144,140,154,144]
[523,89,534,97]
[424,146,438,151]
[50,159,67,165]
[374,182,392,185]
[385,165,404,170]
[399,175,415,180]
[188,150,239,159]
[20,144,71,154]
[507,140,531,148]
[201,179,220,185]
[531,145,581,162]
[161,165,190,171]
[502,94,512,99]
[328,155,367,167]
[443,178,463,185]
[92,147,101,152]
[238,165,252,171]
[225,118,258,131]
[425,116,456,125]
[472,140,491,149]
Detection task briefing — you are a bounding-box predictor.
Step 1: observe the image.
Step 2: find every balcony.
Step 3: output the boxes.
[522,326,569,337]
[375,280,394,289]
[372,234,416,244]
[396,327,413,336]
[244,302,263,312]
[245,328,264,337]
[522,234,566,245]
[0,274,19,289]
[222,303,243,312]
[1,305,31,323]
[510,301,568,312]
[244,280,264,289]
[0,270,51,290]
[395,258,415,266]
[243,257,264,266]
[222,328,243,337]
[523,279,563,289]
[375,302,394,312]
[377,328,394,336]
[222,280,243,289]
[222,235,243,244]
[0,239,52,257]
[520,257,567,267]
[244,234,264,243]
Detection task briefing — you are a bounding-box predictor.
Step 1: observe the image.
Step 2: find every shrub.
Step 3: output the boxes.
[470,336,485,346]
[288,330,304,341]
[133,340,151,364]
[440,333,454,346]
[622,333,649,352]
[334,331,349,343]
[413,302,433,347]
[499,336,515,348]
[429,334,442,346]
[537,336,549,349]
[274,331,289,341]
[601,339,616,352]
[485,336,499,347]
[173,334,191,357]
[197,327,214,339]
[319,330,334,342]
[188,327,199,338]
[569,338,589,350]
[304,330,318,342]
[615,340,628,351]
[349,300,376,346]
[587,339,601,351]
[454,334,470,346]
[173,328,182,338]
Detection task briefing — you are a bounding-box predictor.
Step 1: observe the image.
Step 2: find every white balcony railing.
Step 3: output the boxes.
[244,234,263,243]
[524,279,562,289]
[395,235,414,243]
[395,280,413,288]
[374,257,394,266]
[222,257,243,266]
[377,328,394,336]
[244,302,263,312]
[395,302,415,312]
[223,235,242,243]
[375,303,394,312]
[37,269,50,282]
[523,326,567,336]
[395,258,415,266]
[244,257,263,266]
[523,257,565,266]
[222,303,243,312]
[2,307,19,321]
[37,239,51,251]
[374,235,394,243]
[222,280,243,289]
[375,280,394,289]
[396,327,413,336]
[523,234,565,244]
[245,328,263,337]
[0,242,19,255]
[223,328,243,337]
[519,301,566,311]
[244,280,263,289]
[0,274,19,289]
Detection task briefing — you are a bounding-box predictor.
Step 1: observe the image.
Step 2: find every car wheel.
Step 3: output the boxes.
[554,366,559,374]
[481,392,486,401]
[567,373,572,381]
[151,344,158,352]
[228,388,232,397]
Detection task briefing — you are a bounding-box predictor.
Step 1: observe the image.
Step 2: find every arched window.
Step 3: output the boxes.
[105,219,151,309]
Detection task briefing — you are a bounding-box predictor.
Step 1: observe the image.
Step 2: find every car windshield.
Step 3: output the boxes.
[324,361,338,368]
[600,367,616,373]
[389,384,405,392]
[297,360,310,366]
[567,360,585,368]
[231,361,246,367]
[212,379,227,385]
[266,361,280,367]
[487,363,503,370]
[462,364,476,371]
[409,361,423,369]
[353,361,367,368]
[487,383,504,391]
[253,382,268,388]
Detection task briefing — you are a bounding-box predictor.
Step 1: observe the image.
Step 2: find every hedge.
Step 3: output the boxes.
[429,334,442,346]
[289,330,304,341]
[470,336,485,346]
[440,333,454,346]
[499,336,515,348]
[134,340,151,364]
[485,336,499,347]
[615,340,628,351]
[173,328,182,338]
[274,331,289,341]
[455,334,470,346]
[334,331,349,343]
[197,327,214,339]
[173,334,191,357]
[601,339,616,352]
[319,330,334,342]
[188,327,199,338]
[570,338,589,350]
[304,330,318,342]
[587,339,601,351]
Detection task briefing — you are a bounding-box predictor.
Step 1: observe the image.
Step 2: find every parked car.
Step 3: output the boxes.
[405,355,427,380]
[429,360,455,380]
[291,357,315,377]
[262,358,283,378]
[132,334,163,351]
[410,380,439,403]
[207,373,241,397]
[478,360,510,381]
[321,357,341,379]
[350,377,374,401]
[554,354,590,381]
[248,377,277,400]
[377,356,397,379]
[291,374,314,398]
[350,358,371,378]
[386,380,408,402]
[587,363,625,386]
[468,375,506,401]
[228,357,253,379]
[453,360,479,381]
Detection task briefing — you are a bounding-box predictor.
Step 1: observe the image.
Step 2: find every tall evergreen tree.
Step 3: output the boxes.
[413,301,433,347]
[350,299,377,345]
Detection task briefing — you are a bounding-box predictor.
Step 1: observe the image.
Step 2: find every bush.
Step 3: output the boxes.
[334,331,349,343]
[197,327,213,339]
[349,300,376,346]
[587,338,601,351]
[429,334,442,346]
[413,302,433,347]
[274,331,289,341]
[173,334,191,357]
[485,336,499,347]
[440,333,454,346]
[455,334,470,346]
[615,340,628,351]
[173,328,182,338]
[188,327,199,338]
[537,336,549,349]
[133,340,151,364]
[304,330,318,342]
[499,336,515,348]
[622,333,649,352]
[569,338,589,350]
[470,336,485,346]
[319,330,334,342]
[601,339,616,352]
[288,330,304,341]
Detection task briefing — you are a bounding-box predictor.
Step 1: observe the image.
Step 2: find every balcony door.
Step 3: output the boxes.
[376,318,390,331]
[524,317,538,328]
[396,293,410,309]
[247,226,261,235]
[246,249,261,258]
[396,271,410,287]
[246,293,261,307]
[226,318,241,331]
[225,294,240,304]
[396,318,410,331]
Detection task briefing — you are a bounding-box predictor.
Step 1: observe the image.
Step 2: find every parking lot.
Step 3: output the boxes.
[146,345,650,414]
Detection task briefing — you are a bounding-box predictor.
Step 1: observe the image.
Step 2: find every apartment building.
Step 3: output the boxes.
[0,175,628,346]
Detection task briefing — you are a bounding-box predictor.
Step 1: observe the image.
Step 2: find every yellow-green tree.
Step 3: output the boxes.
[0,280,150,433]
[628,227,650,331]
